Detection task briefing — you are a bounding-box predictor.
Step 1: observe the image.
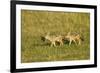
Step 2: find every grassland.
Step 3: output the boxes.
[21,10,90,63]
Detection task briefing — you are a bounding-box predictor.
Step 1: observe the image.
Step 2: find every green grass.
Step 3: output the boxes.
[21,10,90,63]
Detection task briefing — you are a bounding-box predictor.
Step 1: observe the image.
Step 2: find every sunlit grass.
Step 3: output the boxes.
[21,10,90,63]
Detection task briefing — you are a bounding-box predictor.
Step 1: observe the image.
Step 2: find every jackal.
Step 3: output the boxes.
[41,33,64,46]
[64,32,84,45]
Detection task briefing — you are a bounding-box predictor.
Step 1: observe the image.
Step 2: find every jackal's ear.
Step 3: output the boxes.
[41,36,45,41]
[80,36,84,41]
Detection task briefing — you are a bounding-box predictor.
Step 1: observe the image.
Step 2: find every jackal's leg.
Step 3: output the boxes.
[60,41,63,46]
[53,42,56,46]
[78,39,81,45]
[73,39,77,45]
[51,42,54,47]
[69,39,72,45]
[51,43,53,47]
[51,41,56,47]
[61,41,63,45]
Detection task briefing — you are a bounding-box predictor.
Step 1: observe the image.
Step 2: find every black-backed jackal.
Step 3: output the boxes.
[64,32,84,45]
[41,33,64,47]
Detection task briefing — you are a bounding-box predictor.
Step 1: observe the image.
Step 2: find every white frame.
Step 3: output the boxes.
[16,4,94,69]
[11,1,97,72]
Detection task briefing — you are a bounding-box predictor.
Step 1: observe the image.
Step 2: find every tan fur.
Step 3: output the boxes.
[45,33,64,46]
[64,32,82,45]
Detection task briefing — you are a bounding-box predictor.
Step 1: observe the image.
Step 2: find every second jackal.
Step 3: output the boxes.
[64,32,84,45]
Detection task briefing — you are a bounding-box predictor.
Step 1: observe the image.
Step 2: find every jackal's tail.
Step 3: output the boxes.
[80,35,84,41]
[41,36,45,41]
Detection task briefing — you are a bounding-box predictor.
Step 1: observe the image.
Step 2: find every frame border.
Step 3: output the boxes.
[10,0,97,72]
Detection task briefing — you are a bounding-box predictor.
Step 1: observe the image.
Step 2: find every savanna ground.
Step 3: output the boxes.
[21,10,90,63]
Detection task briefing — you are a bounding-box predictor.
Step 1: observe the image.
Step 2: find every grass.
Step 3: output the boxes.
[21,10,90,63]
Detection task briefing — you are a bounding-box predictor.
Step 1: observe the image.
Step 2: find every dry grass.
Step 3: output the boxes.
[21,10,90,63]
